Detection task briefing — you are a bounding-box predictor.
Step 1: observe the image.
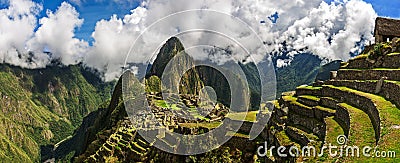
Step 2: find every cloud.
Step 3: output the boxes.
[28,2,88,65]
[69,0,83,6]
[0,0,378,81]
[84,6,147,81]
[0,0,46,68]
[84,0,376,80]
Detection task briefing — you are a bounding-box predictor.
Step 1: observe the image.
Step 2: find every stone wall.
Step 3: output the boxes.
[285,127,310,146]
[336,69,400,81]
[335,105,350,136]
[287,114,325,138]
[295,88,322,97]
[321,86,381,142]
[322,80,400,108]
[346,54,400,69]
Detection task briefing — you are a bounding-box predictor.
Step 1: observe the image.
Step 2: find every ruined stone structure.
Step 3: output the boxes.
[375,17,400,43]
[266,39,400,162]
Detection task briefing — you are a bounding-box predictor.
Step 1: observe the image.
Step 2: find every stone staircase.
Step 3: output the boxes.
[86,123,152,162]
[267,42,400,162]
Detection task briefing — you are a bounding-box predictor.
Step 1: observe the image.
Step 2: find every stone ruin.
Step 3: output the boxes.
[264,40,400,162]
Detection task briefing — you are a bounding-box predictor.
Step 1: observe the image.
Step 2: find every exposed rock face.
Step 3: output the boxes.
[146,37,203,95]
[267,41,400,162]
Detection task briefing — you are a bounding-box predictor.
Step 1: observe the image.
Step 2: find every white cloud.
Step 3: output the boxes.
[28,2,88,65]
[84,0,376,81]
[0,0,378,81]
[69,0,83,6]
[0,0,45,68]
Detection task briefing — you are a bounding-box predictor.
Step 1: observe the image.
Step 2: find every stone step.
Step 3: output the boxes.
[284,95,335,120]
[336,69,400,81]
[295,86,322,97]
[297,95,320,107]
[319,97,340,110]
[136,138,150,148]
[313,106,336,120]
[282,96,314,118]
[285,126,319,147]
[345,53,400,69]
[130,141,147,153]
[287,113,326,139]
[321,85,399,144]
[319,80,400,108]
[274,130,298,148]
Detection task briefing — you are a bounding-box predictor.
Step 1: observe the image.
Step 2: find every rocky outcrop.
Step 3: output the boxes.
[145,37,204,95]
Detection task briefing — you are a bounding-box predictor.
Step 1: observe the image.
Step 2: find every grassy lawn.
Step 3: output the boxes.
[154,100,182,111]
[226,111,258,122]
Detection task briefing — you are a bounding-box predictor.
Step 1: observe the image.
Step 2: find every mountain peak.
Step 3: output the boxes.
[146,37,185,78]
[165,36,184,52]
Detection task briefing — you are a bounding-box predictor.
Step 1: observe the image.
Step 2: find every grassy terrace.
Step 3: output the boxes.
[296,85,322,90]
[337,103,399,162]
[323,85,400,162]
[275,130,293,146]
[154,100,182,111]
[178,121,222,129]
[225,111,258,122]
[314,106,335,114]
[286,126,319,141]
[338,103,375,146]
[226,131,250,139]
[349,52,400,60]
[282,95,312,110]
[324,117,344,146]
[298,95,320,101]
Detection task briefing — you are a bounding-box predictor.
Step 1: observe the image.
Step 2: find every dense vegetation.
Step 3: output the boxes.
[0,63,113,162]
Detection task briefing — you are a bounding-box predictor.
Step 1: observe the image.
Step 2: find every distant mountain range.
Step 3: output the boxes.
[0,37,336,162]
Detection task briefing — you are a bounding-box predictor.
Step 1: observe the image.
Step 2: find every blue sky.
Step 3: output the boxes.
[31,0,140,43]
[1,0,399,44]
[324,0,400,18]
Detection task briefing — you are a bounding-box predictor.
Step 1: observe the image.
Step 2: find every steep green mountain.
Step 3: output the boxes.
[146,37,204,95]
[54,71,254,162]
[275,54,323,96]
[315,60,342,82]
[0,63,113,162]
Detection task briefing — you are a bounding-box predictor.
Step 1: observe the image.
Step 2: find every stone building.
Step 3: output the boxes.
[375,17,400,43]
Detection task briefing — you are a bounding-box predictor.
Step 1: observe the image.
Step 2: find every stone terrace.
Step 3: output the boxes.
[266,40,400,162]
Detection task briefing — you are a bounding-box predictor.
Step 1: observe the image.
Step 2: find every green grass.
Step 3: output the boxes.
[296,85,322,90]
[298,95,320,101]
[275,130,294,146]
[282,95,313,110]
[226,131,250,139]
[324,117,344,146]
[226,111,258,122]
[178,122,222,129]
[322,85,400,162]
[314,106,335,114]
